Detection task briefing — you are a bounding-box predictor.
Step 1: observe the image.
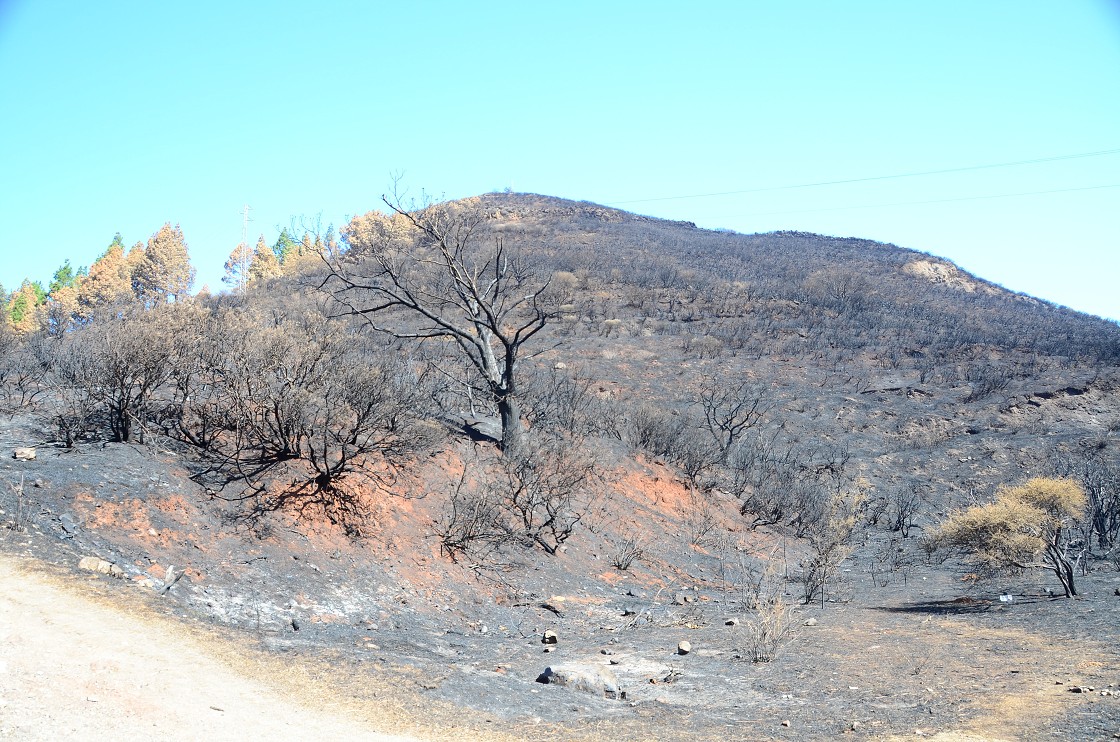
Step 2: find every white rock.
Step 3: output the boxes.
[537,663,623,700]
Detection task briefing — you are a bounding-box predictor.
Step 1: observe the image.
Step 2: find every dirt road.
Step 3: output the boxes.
[0,555,418,741]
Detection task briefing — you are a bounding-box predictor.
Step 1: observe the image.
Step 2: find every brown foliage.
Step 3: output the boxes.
[79,242,135,312]
[132,223,195,304]
[935,477,1087,596]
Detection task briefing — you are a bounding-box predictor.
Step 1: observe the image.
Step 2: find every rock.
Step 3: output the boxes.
[725,617,740,626]
[781,720,791,727]
[804,617,818,626]
[58,514,79,535]
[542,630,558,645]
[78,556,123,578]
[12,447,35,461]
[851,721,861,731]
[673,593,688,605]
[1069,686,1086,693]
[1114,587,1120,597]
[544,646,555,653]
[677,641,691,655]
[537,663,624,700]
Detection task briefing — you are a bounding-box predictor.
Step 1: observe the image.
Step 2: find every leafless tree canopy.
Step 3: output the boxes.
[322,194,571,450]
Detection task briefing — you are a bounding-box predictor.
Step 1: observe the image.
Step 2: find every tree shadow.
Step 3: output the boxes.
[872,597,997,615]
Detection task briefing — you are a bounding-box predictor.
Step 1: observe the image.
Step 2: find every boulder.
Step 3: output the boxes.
[542,629,558,645]
[78,556,124,579]
[677,641,691,655]
[13,447,35,461]
[536,663,624,700]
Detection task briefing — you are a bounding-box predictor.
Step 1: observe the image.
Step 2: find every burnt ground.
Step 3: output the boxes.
[3,410,1120,741]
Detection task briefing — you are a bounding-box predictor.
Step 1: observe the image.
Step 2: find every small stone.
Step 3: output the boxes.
[725,618,740,626]
[148,528,158,536]
[13,447,35,461]
[677,641,691,655]
[609,659,620,665]
[542,630,558,645]
[1069,686,1085,693]
[851,721,861,731]
[805,617,818,627]
[781,720,790,727]
[544,646,555,653]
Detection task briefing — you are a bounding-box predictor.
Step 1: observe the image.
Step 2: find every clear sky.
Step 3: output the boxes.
[1,1,1118,320]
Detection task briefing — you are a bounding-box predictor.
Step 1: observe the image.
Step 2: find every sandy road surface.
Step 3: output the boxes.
[0,555,419,741]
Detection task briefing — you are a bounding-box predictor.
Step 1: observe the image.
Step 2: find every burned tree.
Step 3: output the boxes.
[934,477,1087,597]
[323,194,568,450]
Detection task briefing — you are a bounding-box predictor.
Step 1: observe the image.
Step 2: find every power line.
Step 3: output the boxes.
[606,147,1120,206]
[736,181,1120,217]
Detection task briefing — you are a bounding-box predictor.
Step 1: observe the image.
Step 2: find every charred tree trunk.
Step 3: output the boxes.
[497,393,523,451]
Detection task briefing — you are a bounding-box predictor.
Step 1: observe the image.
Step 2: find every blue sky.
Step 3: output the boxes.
[1,1,1118,319]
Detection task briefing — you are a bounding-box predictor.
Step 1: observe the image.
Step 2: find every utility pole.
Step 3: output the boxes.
[238,204,253,292]
[241,204,251,247]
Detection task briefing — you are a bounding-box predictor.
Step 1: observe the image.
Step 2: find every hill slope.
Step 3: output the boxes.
[2,192,1119,740]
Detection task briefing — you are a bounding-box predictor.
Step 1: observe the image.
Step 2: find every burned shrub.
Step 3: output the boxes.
[180,310,438,534]
[436,433,601,558]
